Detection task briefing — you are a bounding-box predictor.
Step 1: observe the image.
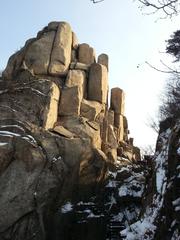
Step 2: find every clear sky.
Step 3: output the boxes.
[1,0,180,149]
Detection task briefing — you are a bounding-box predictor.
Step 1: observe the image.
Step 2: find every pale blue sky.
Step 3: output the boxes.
[1,0,180,148]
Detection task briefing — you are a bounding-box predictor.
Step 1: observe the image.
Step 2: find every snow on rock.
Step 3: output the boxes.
[0,130,21,137]
[112,212,124,222]
[61,202,73,213]
[106,180,117,188]
[108,170,117,179]
[87,212,104,218]
[155,128,171,195]
[77,201,95,206]
[118,180,144,198]
[171,229,180,240]
[172,197,180,207]
[177,147,180,156]
[0,142,8,146]
[120,128,173,239]
[121,218,156,240]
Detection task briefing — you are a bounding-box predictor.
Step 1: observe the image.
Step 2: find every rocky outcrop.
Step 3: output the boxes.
[0,21,141,239]
[1,20,178,240]
[120,119,180,240]
[2,21,140,164]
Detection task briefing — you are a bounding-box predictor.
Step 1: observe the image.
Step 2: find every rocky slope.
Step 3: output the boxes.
[0,21,179,240]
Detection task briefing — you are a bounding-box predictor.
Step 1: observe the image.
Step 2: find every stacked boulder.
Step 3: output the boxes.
[0,21,142,239]
[2,21,140,164]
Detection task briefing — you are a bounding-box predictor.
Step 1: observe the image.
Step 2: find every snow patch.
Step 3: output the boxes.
[121,218,156,240]
[0,142,8,146]
[87,212,104,218]
[77,201,95,206]
[175,206,180,211]
[106,180,117,188]
[0,130,21,137]
[177,147,180,156]
[118,180,144,198]
[61,202,73,213]
[172,197,180,206]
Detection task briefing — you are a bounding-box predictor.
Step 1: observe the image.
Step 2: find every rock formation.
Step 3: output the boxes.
[1,21,178,240]
[0,21,140,240]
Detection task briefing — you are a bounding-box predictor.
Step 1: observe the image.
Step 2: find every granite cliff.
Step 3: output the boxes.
[0,22,179,240]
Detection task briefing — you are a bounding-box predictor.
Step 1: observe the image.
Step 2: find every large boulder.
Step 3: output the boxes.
[70,62,90,71]
[0,79,60,128]
[88,63,108,104]
[79,148,107,186]
[43,82,60,130]
[65,70,87,98]
[98,53,109,71]
[3,22,72,79]
[80,99,102,121]
[110,87,125,115]
[0,124,96,239]
[59,86,82,116]
[59,116,102,149]
[2,38,35,80]
[78,43,96,65]
[49,22,72,76]
[24,31,55,75]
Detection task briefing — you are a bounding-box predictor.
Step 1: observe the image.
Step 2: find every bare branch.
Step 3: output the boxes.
[91,0,105,3]
[145,61,180,74]
[136,0,179,18]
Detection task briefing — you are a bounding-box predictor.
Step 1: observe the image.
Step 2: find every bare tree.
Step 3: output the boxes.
[137,0,179,18]
[141,144,155,158]
[146,116,160,133]
[91,0,180,18]
[159,73,180,120]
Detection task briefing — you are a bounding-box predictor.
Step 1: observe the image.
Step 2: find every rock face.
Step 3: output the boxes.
[48,22,72,76]
[0,21,141,239]
[121,120,180,240]
[78,43,96,65]
[88,63,108,104]
[98,53,109,71]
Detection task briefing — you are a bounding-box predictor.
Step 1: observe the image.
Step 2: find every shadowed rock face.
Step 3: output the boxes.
[0,21,141,239]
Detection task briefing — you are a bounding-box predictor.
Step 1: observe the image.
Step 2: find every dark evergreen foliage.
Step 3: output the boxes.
[166,30,180,61]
